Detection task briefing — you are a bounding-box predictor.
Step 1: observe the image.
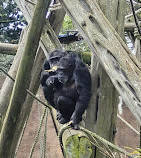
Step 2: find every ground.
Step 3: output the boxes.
[0,75,140,157]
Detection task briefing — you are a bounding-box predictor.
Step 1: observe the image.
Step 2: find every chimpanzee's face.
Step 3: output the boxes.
[49,57,60,68]
[57,57,75,84]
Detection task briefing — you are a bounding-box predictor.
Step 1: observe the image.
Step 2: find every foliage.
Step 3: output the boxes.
[60,15,75,34]
[0,0,27,43]
[0,54,14,75]
[0,0,27,74]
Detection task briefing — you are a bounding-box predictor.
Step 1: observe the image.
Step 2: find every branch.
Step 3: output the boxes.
[0,43,18,55]
[125,8,141,19]
[0,20,21,23]
[126,0,141,6]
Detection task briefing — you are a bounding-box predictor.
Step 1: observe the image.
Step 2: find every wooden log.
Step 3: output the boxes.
[0,43,18,55]
[0,29,27,124]
[51,108,93,158]
[125,8,141,19]
[124,22,136,32]
[59,0,141,125]
[0,0,51,157]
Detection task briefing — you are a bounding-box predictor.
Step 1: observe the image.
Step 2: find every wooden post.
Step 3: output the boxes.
[85,1,126,157]
[49,0,66,35]
[134,35,141,148]
[59,0,141,126]
[0,29,27,125]
[0,0,51,157]
[0,43,18,55]
[51,108,93,158]
[12,21,64,156]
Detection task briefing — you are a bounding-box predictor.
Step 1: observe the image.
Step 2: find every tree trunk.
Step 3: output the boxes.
[0,0,51,157]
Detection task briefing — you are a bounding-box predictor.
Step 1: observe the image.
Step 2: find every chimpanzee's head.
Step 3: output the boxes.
[57,56,76,84]
[48,50,67,68]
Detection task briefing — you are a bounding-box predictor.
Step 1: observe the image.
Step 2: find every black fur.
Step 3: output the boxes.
[40,50,91,127]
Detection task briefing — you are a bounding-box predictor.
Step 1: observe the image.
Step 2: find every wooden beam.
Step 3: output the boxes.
[59,0,141,125]
[124,22,136,31]
[0,43,18,55]
[125,8,141,19]
[0,0,51,157]
[51,108,93,158]
[0,0,65,157]
[0,29,27,122]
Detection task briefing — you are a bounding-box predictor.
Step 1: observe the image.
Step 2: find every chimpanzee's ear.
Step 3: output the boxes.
[43,60,50,70]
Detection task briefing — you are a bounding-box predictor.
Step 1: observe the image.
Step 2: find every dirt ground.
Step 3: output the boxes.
[0,75,140,157]
[116,105,140,149]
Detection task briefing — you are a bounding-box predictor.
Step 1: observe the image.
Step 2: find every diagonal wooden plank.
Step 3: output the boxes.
[15,0,62,56]
[59,0,141,125]
[0,0,51,157]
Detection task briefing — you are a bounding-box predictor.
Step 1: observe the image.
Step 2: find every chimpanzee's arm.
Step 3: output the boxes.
[71,60,91,125]
[40,59,50,86]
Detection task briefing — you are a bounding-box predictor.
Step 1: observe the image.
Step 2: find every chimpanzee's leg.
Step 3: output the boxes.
[57,96,75,124]
[43,86,55,108]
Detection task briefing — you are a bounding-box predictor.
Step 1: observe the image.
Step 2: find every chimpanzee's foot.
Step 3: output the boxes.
[56,111,62,120]
[58,117,69,124]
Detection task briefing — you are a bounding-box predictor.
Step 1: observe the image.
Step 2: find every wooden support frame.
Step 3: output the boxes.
[59,0,141,125]
[0,0,66,158]
[0,0,51,157]
[0,43,18,55]
[0,0,141,157]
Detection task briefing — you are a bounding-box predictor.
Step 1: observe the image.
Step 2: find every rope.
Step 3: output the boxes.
[37,94,48,158]
[14,117,29,157]
[25,0,62,11]
[28,107,48,158]
[58,124,135,158]
[117,114,139,135]
[49,3,62,11]
[130,0,141,36]
[0,68,15,81]
[43,108,48,158]
[37,98,44,158]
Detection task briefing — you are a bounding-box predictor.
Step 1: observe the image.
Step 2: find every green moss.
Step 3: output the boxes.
[81,52,91,66]
[76,52,91,65]
[12,116,16,123]
[64,135,92,158]
[0,115,4,130]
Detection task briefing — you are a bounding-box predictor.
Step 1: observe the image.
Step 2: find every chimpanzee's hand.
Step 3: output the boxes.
[40,71,50,87]
[70,113,82,130]
[46,76,56,87]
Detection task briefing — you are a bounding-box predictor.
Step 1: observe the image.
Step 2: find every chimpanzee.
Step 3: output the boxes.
[40,50,91,129]
[40,50,67,107]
